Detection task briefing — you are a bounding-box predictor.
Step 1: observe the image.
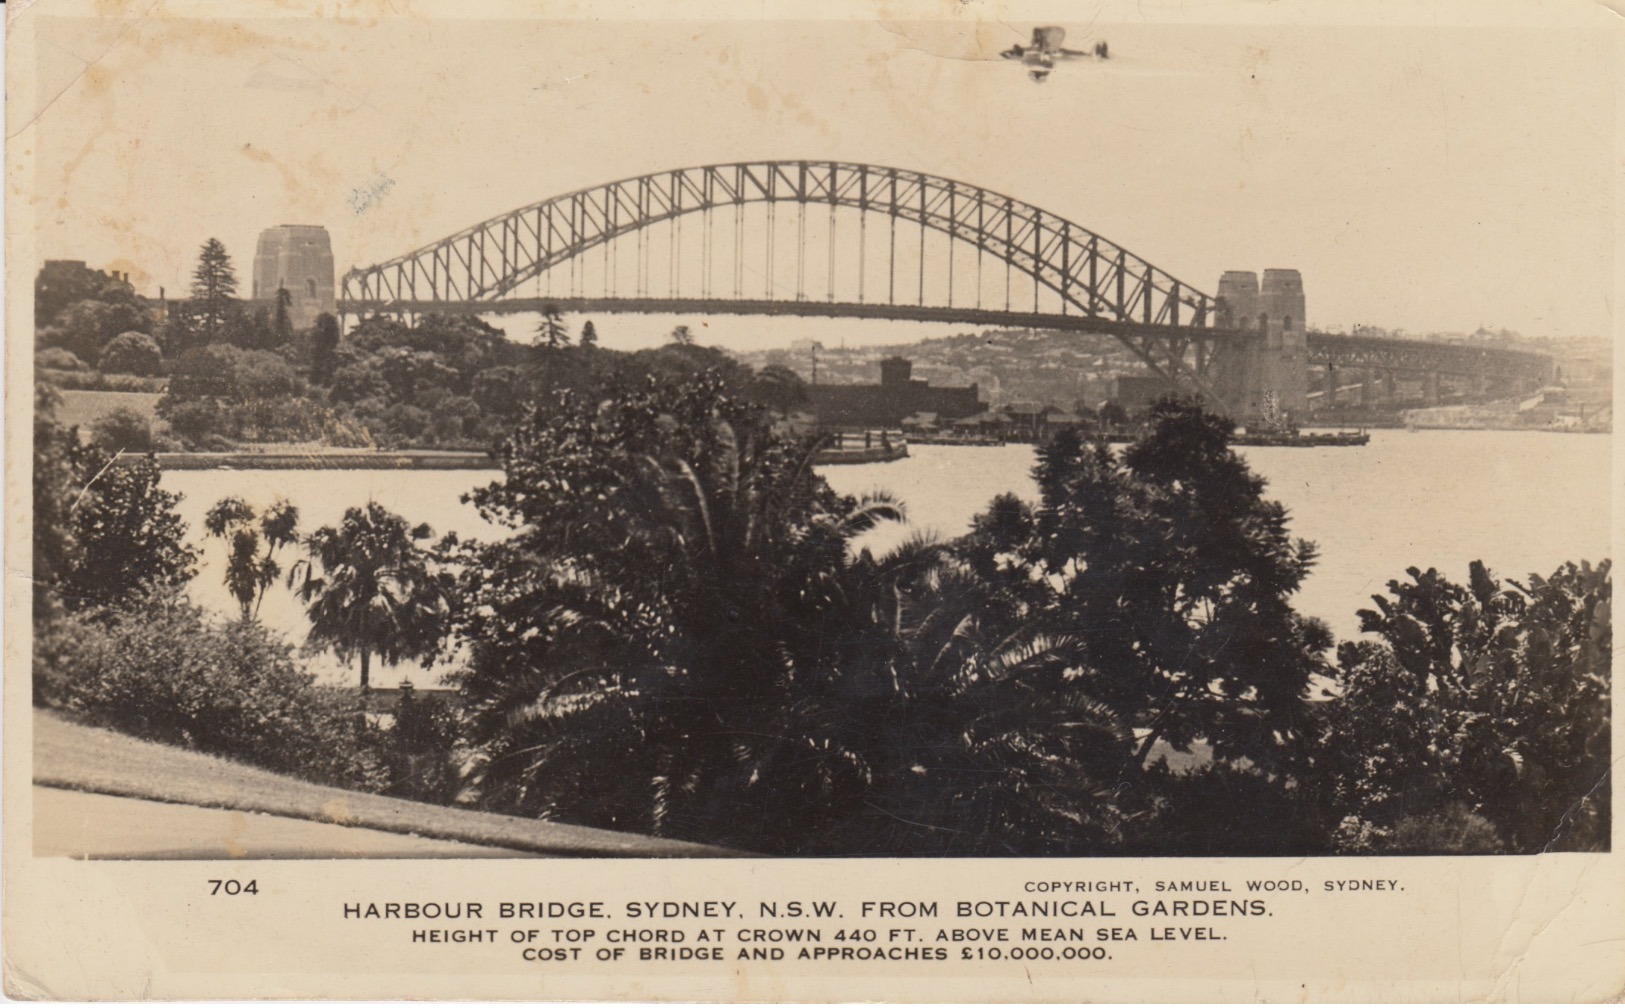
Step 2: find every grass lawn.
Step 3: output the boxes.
[55,390,163,431]
[34,710,742,858]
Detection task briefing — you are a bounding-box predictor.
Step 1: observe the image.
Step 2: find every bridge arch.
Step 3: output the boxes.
[342,161,1218,327]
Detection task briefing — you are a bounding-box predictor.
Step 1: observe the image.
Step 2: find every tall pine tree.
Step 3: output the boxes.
[273,287,294,346]
[536,305,570,348]
[190,238,238,344]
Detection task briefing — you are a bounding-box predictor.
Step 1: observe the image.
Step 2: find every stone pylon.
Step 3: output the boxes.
[1209,268,1309,426]
[253,225,336,329]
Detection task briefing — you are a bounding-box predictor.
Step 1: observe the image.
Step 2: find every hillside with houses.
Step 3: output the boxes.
[733,328,1145,416]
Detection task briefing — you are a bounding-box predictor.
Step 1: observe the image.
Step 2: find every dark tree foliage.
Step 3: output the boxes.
[273,287,295,346]
[158,344,339,448]
[41,300,156,365]
[579,319,598,347]
[35,261,155,366]
[88,408,166,454]
[36,260,138,329]
[36,348,87,372]
[288,503,449,692]
[802,537,1135,855]
[1097,400,1130,429]
[41,591,386,790]
[747,364,810,414]
[1004,398,1332,770]
[444,390,1337,855]
[33,385,196,620]
[65,457,196,613]
[204,497,299,621]
[1308,559,1611,853]
[98,331,163,376]
[309,312,341,384]
[537,305,571,348]
[190,238,239,342]
[382,683,463,803]
[1120,762,1329,856]
[449,373,906,850]
[169,309,802,451]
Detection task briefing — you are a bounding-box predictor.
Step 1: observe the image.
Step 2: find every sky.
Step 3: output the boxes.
[13,0,1618,350]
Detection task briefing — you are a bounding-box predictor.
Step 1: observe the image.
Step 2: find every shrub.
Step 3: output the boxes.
[44,592,386,790]
[1120,762,1328,856]
[159,397,232,449]
[38,369,166,393]
[98,331,163,376]
[89,408,166,454]
[39,297,154,364]
[1309,559,1611,853]
[35,348,85,371]
[382,684,463,804]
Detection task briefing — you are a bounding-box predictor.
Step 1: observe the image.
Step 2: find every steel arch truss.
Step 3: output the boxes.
[340,161,1235,402]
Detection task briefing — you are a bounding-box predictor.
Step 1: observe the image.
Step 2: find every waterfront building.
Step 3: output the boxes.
[805,357,984,429]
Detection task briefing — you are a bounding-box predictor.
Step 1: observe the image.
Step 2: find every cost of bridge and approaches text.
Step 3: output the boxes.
[332,879,1411,967]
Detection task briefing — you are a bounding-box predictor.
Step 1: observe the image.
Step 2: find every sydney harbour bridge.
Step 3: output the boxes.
[335,160,1554,423]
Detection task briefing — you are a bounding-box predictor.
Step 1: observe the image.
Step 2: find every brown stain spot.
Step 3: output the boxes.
[79,61,115,99]
[135,17,323,60]
[240,142,335,213]
[59,134,101,191]
[105,258,153,290]
[1244,46,1270,78]
[320,799,356,826]
[224,811,249,858]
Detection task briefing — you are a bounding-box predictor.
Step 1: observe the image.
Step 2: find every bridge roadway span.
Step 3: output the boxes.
[338,294,1554,386]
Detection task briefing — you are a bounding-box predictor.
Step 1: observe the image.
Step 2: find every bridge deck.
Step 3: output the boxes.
[337,296,1247,343]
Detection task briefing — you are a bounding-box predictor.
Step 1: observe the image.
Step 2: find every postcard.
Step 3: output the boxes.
[5,0,1620,1000]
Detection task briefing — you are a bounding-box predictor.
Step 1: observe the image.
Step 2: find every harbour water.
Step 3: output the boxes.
[162,429,1611,686]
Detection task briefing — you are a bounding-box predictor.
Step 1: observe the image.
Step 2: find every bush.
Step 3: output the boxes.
[159,397,233,449]
[1309,559,1611,853]
[382,684,464,804]
[37,369,166,392]
[98,331,163,376]
[89,408,166,454]
[39,298,154,364]
[43,592,386,790]
[1121,762,1329,856]
[35,348,85,371]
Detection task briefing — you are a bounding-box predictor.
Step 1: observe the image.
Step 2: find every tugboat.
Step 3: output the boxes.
[1233,391,1369,447]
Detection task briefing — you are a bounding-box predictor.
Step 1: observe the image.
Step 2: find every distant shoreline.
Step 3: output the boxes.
[129,444,914,471]
[136,450,502,472]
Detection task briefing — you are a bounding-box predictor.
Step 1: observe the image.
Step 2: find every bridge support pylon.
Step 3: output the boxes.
[1209,268,1310,426]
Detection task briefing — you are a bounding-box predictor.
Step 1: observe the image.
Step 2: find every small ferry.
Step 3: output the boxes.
[1233,392,1369,447]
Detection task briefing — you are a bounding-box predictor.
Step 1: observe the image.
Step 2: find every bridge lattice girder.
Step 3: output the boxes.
[340,161,1233,400]
[1305,332,1554,384]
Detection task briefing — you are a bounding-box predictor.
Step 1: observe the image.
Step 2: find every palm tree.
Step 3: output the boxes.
[204,497,298,621]
[795,532,1131,855]
[454,378,906,847]
[288,502,448,692]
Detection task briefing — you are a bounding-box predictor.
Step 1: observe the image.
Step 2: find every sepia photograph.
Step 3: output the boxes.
[5,0,1620,999]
